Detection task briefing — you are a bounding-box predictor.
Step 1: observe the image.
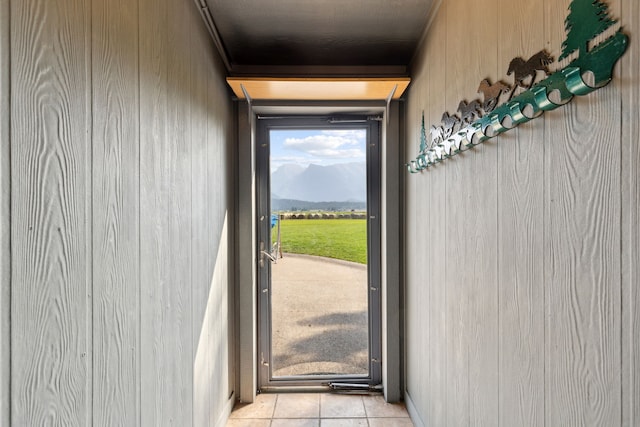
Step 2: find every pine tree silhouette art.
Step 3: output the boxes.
[560,0,616,61]
[419,113,427,153]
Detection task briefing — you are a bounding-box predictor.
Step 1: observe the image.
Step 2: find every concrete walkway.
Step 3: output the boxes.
[270,253,369,377]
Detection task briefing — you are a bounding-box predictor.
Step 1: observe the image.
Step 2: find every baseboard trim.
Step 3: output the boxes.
[215,391,236,427]
[404,391,425,427]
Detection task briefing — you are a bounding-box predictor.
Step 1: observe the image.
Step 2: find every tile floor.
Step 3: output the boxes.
[227,393,414,427]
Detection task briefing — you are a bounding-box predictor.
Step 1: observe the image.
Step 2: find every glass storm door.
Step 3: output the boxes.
[256,116,382,389]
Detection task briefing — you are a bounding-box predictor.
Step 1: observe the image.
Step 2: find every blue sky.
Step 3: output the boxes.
[270,129,366,170]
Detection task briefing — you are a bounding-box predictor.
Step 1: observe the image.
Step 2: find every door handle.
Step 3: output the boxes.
[259,241,276,267]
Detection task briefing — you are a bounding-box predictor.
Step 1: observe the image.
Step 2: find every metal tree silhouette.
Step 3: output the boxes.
[559,0,616,61]
[419,112,427,153]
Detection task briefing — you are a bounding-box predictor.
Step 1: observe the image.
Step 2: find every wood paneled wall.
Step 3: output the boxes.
[1,0,10,425]
[404,0,639,425]
[621,2,640,425]
[4,0,234,424]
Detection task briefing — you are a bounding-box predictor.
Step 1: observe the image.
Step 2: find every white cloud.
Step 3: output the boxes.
[282,130,366,160]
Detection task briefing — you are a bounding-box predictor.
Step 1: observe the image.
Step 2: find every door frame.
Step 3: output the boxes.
[235,101,403,402]
[255,116,382,390]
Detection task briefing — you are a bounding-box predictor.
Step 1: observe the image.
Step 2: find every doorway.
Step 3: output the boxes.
[256,115,382,390]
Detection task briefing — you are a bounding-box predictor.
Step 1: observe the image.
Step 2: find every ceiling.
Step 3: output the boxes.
[203,0,435,75]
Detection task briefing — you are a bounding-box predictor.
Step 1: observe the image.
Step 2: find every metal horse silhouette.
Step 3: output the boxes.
[429,125,444,148]
[477,79,511,113]
[457,100,482,124]
[507,50,554,98]
[440,112,460,139]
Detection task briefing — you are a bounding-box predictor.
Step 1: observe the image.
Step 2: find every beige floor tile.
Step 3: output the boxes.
[273,393,320,419]
[226,418,272,427]
[320,419,368,427]
[320,394,366,418]
[230,393,277,419]
[362,395,410,418]
[367,418,414,427]
[271,419,320,427]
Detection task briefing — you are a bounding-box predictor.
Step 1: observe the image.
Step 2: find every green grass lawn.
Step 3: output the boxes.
[273,218,367,264]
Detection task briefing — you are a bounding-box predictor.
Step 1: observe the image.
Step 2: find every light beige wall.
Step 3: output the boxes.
[621,2,640,425]
[5,0,235,425]
[404,0,640,426]
[1,0,10,425]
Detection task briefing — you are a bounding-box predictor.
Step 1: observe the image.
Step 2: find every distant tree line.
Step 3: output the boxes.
[271,198,366,212]
[280,212,367,220]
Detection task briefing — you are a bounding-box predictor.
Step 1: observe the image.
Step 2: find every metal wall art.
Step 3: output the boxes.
[407,0,629,173]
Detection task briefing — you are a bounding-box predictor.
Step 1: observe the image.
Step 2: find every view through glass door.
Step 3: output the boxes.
[257,116,381,389]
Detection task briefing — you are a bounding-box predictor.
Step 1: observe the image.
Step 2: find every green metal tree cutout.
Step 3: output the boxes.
[419,112,427,153]
[559,0,617,61]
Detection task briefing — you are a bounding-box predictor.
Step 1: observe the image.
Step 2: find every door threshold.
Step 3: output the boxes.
[329,382,383,392]
[260,385,333,394]
[260,383,383,395]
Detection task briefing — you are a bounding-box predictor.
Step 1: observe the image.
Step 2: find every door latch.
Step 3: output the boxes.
[259,241,276,268]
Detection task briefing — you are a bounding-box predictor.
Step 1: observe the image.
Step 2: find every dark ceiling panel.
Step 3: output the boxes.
[204,0,434,67]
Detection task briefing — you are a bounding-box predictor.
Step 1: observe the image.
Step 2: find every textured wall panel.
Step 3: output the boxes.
[139,0,194,423]
[424,8,448,425]
[444,0,499,425]
[91,0,140,423]
[11,0,92,424]
[9,0,234,424]
[405,0,635,425]
[544,0,622,424]
[206,15,234,420]
[404,2,447,425]
[497,0,545,425]
[191,4,212,423]
[621,0,640,424]
[1,0,10,424]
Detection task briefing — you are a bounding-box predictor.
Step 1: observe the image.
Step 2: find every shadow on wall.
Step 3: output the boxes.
[193,214,233,423]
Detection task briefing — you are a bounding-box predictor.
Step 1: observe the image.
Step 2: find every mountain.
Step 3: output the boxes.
[271,163,305,188]
[271,162,366,203]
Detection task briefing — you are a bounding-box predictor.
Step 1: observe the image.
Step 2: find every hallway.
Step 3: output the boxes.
[3,0,640,425]
[227,393,413,426]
